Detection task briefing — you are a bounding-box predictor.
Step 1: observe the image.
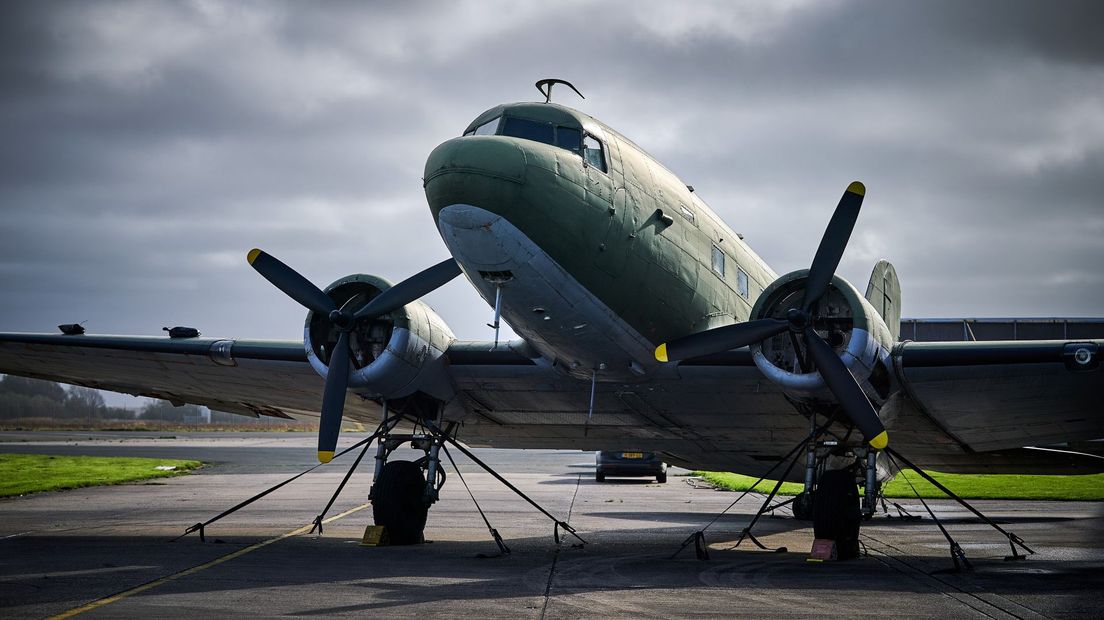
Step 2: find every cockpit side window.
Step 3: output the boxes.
[583,134,606,172]
[464,116,500,136]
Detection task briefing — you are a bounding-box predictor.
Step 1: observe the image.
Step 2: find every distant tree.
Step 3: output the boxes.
[0,376,67,402]
[66,386,108,420]
[0,393,66,419]
[0,376,70,419]
[138,401,206,423]
[0,376,139,422]
[103,406,137,420]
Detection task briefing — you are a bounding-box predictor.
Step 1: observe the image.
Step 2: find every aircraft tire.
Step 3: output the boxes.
[656,472,667,484]
[595,472,606,482]
[372,460,429,545]
[792,491,814,521]
[812,468,861,559]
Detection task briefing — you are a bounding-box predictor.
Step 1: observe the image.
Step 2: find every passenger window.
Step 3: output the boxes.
[737,268,749,299]
[502,117,554,145]
[679,205,696,224]
[711,245,725,277]
[557,126,582,155]
[583,135,606,172]
[467,116,500,136]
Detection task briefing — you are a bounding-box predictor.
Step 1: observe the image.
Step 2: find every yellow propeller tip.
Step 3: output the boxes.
[869,431,888,450]
[317,450,334,463]
[847,181,866,197]
[655,343,668,363]
[247,248,262,265]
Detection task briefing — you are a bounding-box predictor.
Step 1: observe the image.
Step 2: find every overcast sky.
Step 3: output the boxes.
[2,0,1102,355]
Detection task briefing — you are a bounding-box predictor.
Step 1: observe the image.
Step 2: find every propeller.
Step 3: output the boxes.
[247,249,462,462]
[654,182,888,449]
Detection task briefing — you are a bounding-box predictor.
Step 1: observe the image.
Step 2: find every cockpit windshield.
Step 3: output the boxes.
[462,113,604,172]
[502,117,554,145]
[556,127,581,155]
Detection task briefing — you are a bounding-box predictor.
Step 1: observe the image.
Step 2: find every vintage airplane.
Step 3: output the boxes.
[2,80,1101,549]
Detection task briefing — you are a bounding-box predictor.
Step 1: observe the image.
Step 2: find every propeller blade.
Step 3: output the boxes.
[247,249,337,316]
[353,258,462,320]
[656,318,789,362]
[317,330,351,463]
[802,325,887,449]
[802,182,865,310]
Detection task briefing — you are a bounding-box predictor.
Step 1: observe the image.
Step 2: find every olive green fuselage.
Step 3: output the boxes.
[425,102,776,358]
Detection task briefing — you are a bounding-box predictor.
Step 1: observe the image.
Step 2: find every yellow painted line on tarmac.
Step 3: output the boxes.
[48,502,372,619]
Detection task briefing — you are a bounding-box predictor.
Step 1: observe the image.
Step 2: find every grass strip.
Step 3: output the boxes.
[0,454,202,498]
[695,470,1104,501]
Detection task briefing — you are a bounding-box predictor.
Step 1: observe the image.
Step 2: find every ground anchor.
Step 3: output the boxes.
[884,446,1034,572]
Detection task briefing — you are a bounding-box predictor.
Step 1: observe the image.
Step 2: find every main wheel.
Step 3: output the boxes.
[656,471,667,483]
[372,460,429,545]
[813,468,861,559]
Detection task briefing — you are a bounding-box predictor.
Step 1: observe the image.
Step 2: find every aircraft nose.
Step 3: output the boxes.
[424,136,527,185]
[424,136,528,225]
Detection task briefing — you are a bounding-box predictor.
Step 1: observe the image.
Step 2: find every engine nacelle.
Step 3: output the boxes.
[303,274,456,401]
[749,270,895,404]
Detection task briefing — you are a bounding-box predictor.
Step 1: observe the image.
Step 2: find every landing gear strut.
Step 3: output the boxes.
[792,442,819,521]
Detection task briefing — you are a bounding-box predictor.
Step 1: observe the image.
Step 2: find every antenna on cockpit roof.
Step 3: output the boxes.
[535,79,584,104]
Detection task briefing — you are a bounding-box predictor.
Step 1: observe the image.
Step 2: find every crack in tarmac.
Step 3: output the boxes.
[539,471,583,620]
[861,529,1047,620]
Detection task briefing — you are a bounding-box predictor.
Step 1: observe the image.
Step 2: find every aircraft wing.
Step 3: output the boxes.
[2,331,1101,476]
[0,331,797,473]
[0,332,331,420]
[0,332,550,424]
[0,332,550,427]
[892,339,1104,453]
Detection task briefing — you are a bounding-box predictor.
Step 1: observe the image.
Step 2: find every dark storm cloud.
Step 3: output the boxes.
[0,0,1101,362]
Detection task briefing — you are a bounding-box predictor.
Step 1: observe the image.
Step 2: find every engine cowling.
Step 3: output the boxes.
[749,270,895,404]
[303,274,456,401]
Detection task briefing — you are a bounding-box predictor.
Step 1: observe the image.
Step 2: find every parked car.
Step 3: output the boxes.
[595,451,667,483]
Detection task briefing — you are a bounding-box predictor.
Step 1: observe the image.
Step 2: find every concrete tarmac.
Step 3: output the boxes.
[1,432,1102,618]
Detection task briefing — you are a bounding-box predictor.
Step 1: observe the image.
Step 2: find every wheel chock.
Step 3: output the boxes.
[360,525,390,547]
[807,538,837,562]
